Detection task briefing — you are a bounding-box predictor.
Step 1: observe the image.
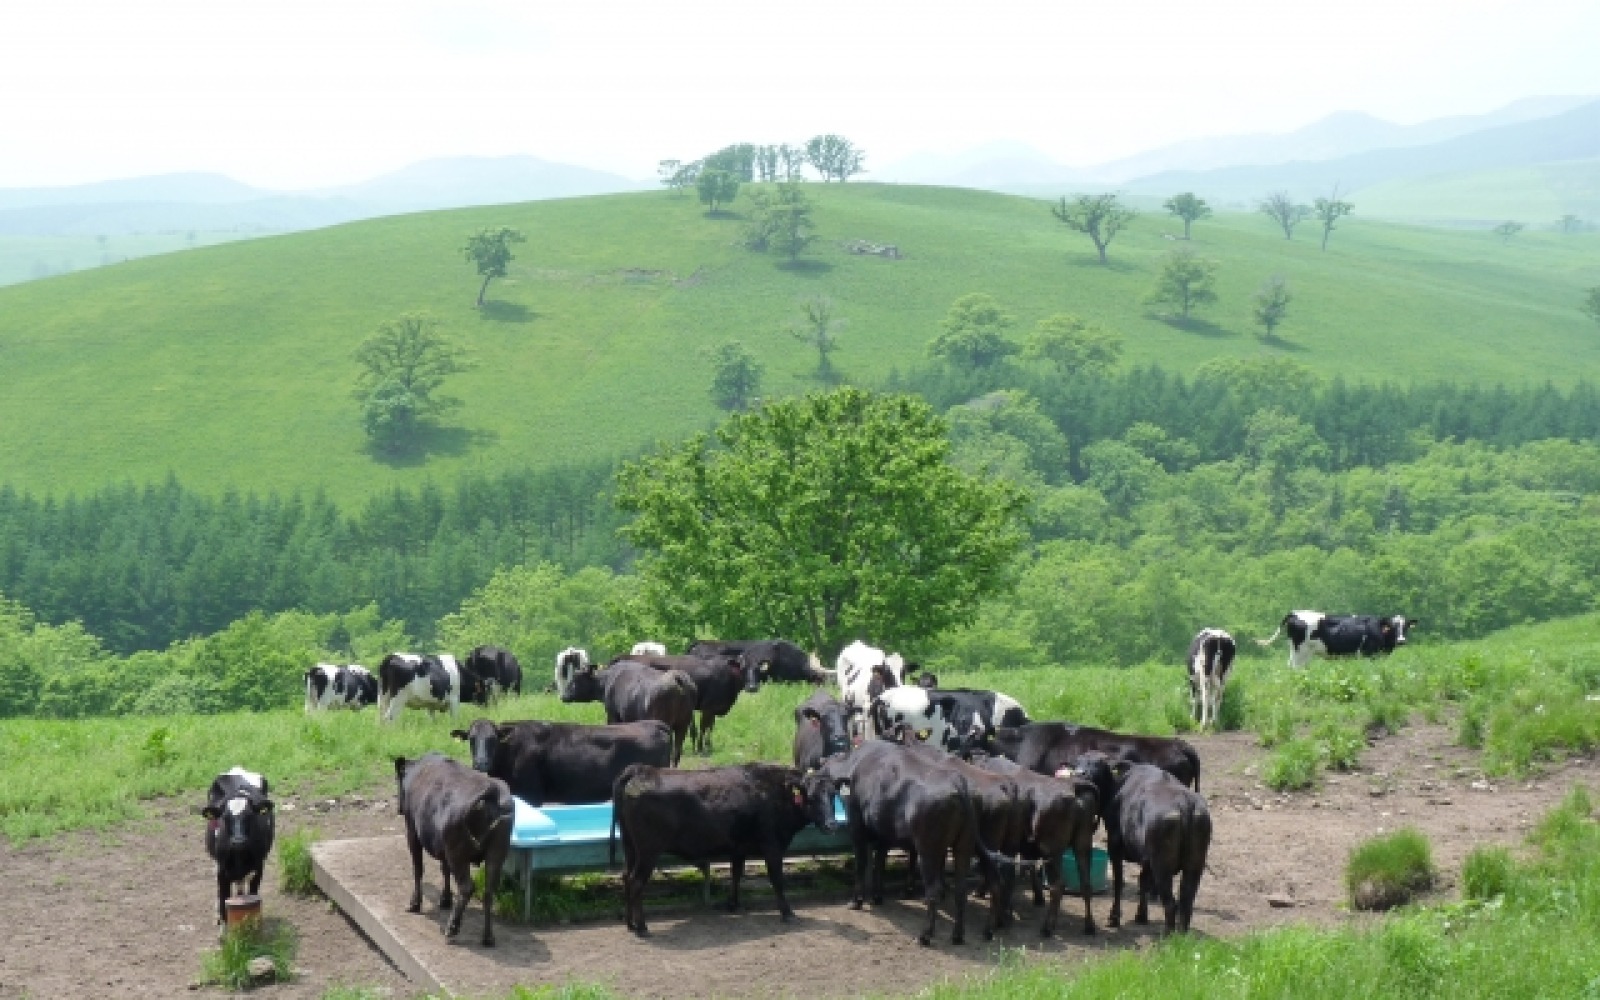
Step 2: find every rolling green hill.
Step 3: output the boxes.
[1356,160,1600,226]
[2,183,1597,503]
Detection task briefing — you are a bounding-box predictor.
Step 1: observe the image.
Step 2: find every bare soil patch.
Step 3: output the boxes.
[1,724,1593,999]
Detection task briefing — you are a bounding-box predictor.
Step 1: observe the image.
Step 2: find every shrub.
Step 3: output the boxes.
[200,919,296,989]
[1263,738,1318,791]
[1347,828,1434,911]
[278,828,320,896]
[1461,844,1515,900]
[1315,723,1364,771]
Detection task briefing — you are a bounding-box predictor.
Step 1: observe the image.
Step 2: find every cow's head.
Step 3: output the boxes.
[450,719,510,773]
[1387,615,1418,647]
[797,703,851,762]
[797,771,842,832]
[932,696,986,755]
[203,788,273,849]
[560,662,603,703]
[553,647,589,699]
[865,664,899,701]
[906,666,939,690]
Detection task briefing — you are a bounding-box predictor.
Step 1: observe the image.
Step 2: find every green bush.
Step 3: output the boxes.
[200,919,296,989]
[1262,738,1318,791]
[1461,844,1515,900]
[1346,828,1435,911]
[1315,723,1364,771]
[278,828,321,896]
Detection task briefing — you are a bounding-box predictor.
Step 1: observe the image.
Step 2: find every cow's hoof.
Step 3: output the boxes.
[634,925,651,939]
[1108,917,1121,929]
[445,923,461,938]
[918,933,933,947]
[481,935,495,948]
[1082,923,1096,936]
[779,909,795,923]
[983,929,994,942]
[951,932,965,946]
[1134,914,1149,925]
[871,894,885,906]
[849,900,864,911]
[406,901,422,914]
[439,893,454,910]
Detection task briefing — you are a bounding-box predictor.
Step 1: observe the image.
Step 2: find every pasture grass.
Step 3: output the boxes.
[1262,738,1320,792]
[199,918,296,989]
[1461,844,1515,901]
[1346,828,1436,911]
[1,185,1597,503]
[278,827,320,896]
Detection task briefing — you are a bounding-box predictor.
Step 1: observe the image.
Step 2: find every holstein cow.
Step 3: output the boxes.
[1073,754,1211,935]
[816,739,1010,947]
[393,753,514,947]
[792,691,854,772]
[376,653,469,723]
[451,718,672,805]
[304,663,377,713]
[552,647,590,696]
[610,653,745,755]
[610,763,839,936]
[990,722,1202,792]
[1186,629,1236,729]
[200,767,275,924]
[835,640,906,740]
[869,686,1030,753]
[690,639,831,689]
[972,753,1101,937]
[905,667,939,690]
[560,660,698,765]
[630,641,668,657]
[1257,610,1418,669]
[463,645,523,701]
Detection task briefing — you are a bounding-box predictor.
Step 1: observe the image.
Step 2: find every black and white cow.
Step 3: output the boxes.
[552,647,591,697]
[1186,629,1236,729]
[630,641,668,657]
[304,663,377,713]
[463,645,522,701]
[1257,611,1418,669]
[450,717,673,806]
[377,653,467,723]
[394,753,514,948]
[201,767,275,924]
[869,687,1029,753]
[835,640,906,739]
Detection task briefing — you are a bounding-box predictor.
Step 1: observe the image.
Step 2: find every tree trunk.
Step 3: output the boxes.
[1183,219,1192,239]
[1095,239,1108,265]
[1321,226,1331,251]
[476,275,492,308]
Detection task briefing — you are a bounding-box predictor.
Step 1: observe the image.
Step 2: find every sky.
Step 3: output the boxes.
[2,0,1598,190]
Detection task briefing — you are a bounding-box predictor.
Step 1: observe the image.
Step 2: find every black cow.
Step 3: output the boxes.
[463,645,523,702]
[1073,754,1211,934]
[817,740,1008,946]
[611,653,744,755]
[610,763,838,936]
[561,660,697,765]
[393,753,514,947]
[1257,610,1418,668]
[1186,628,1236,729]
[692,639,831,691]
[450,718,672,805]
[990,722,1201,792]
[793,691,853,772]
[905,667,939,689]
[972,753,1100,937]
[201,767,275,924]
[304,663,377,712]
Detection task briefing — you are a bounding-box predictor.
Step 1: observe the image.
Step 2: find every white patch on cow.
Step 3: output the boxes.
[1390,616,1410,645]
[1188,628,1235,728]
[224,766,264,790]
[305,663,338,713]
[630,641,667,657]
[554,647,590,699]
[835,641,906,740]
[379,653,461,722]
[226,796,250,816]
[871,687,954,747]
[1288,611,1325,669]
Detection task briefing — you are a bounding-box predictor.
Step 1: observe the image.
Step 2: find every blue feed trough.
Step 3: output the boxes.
[1059,847,1111,894]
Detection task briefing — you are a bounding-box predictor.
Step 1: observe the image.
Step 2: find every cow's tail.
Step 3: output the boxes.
[1255,620,1285,647]
[1180,740,1202,794]
[956,774,1029,875]
[609,766,639,870]
[806,653,836,684]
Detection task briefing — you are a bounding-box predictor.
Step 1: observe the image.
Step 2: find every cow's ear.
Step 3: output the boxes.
[393,757,409,778]
[1409,618,1421,628]
[1111,760,1132,780]
[201,805,221,820]
[257,799,274,813]
[801,708,822,727]
[449,729,469,741]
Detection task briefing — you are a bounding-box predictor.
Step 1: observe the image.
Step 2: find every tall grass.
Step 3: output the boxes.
[1346,829,1435,911]
[200,919,296,989]
[278,827,321,896]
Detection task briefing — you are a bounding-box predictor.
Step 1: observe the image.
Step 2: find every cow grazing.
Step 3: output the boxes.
[201,767,275,924]
[990,722,1201,792]
[394,753,514,947]
[611,653,745,755]
[869,686,1030,754]
[377,653,468,722]
[610,763,838,936]
[463,645,523,702]
[304,663,377,713]
[906,667,939,689]
[630,641,668,657]
[1256,610,1418,668]
[1072,754,1211,934]
[692,639,831,690]
[1186,629,1236,729]
[835,640,906,740]
[817,739,1006,946]
[972,753,1100,937]
[793,691,853,772]
[560,660,698,765]
[552,647,591,697]
[450,718,672,805]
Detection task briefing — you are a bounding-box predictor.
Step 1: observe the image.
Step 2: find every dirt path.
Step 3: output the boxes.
[1,725,1593,999]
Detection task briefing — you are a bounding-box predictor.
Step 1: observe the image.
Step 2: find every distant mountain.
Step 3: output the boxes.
[877,141,1086,187]
[325,155,647,211]
[0,172,268,211]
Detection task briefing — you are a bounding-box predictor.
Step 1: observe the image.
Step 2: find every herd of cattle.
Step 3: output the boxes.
[206,608,1417,953]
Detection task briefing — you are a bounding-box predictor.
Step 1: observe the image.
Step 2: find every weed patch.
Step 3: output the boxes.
[1347,828,1435,911]
[278,828,320,896]
[199,918,296,990]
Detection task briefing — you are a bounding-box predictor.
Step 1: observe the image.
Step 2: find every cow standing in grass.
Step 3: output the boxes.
[560,659,698,765]
[1186,628,1236,729]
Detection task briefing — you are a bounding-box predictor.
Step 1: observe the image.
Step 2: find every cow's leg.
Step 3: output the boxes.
[215,866,230,925]
[871,845,889,905]
[247,863,263,898]
[439,858,454,911]
[1073,840,1096,936]
[698,711,715,754]
[1134,864,1151,925]
[1107,854,1123,928]
[1038,855,1062,937]
[916,840,945,946]
[763,848,794,922]
[405,824,425,913]
[848,840,869,910]
[632,854,658,937]
[1177,864,1202,934]
[949,838,971,946]
[1032,862,1046,907]
[898,845,916,900]
[1156,864,1179,935]
[726,856,744,912]
[443,855,474,938]
[481,851,505,947]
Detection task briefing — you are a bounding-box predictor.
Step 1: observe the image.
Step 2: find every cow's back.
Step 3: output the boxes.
[502,721,673,805]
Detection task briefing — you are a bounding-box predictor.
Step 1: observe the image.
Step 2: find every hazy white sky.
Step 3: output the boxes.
[2,0,1597,189]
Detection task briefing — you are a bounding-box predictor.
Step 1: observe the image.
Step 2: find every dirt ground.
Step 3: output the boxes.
[2,724,1594,1000]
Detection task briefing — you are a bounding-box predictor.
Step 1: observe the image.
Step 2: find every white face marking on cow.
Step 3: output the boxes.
[226,797,250,816]
[1391,616,1409,644]
[224,766,264,789]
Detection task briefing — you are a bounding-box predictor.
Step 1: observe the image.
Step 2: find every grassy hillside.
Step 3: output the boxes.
[2,184,1597,503]
[1357,160,1600,226]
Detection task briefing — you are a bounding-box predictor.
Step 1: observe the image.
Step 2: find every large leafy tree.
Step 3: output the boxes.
[615,388,1028,658]
[462,227,526,308]
[928,293,1019,370]
[1258,191,1310,240]
[1144,247,1218,322]
[705,340,764,411]
[697,169,740,213]
[1051,193,1136,264]
[353,312,472,453]
[1023,313,1123,377]
[805,135,866,182]
[1163,192,1211,240]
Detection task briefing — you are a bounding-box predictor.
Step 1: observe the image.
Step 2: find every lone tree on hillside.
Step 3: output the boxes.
[1259,191,1311,240]
[1251,275,1292,340]
[1023,313,1124,377]
[1493,220,1525,244]
[1052,193,1136,265]
[1163,192,1212,240]
[1144,248,1218,323]
[745,182,817,263]
[786,294,845,381]
[705,341,764,411]
[615,387,1027,658]
[928,293,1019,370]
[697,169,740,214]
[354,312,472,453]
[462,227,526,308]
[805,135,866,182]
[1313,187,1354,250]
[1582,286,1600,327]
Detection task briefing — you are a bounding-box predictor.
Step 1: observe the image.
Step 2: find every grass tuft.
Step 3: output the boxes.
[1346,828,1434,911]
[200,918,296,990]
[278,828,321,896]
[1461,845,1515,901]
[1262,738,1319,791]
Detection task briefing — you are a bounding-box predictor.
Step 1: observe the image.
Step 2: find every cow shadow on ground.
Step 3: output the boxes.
[478,300,536,323]
[367,425,500,468]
